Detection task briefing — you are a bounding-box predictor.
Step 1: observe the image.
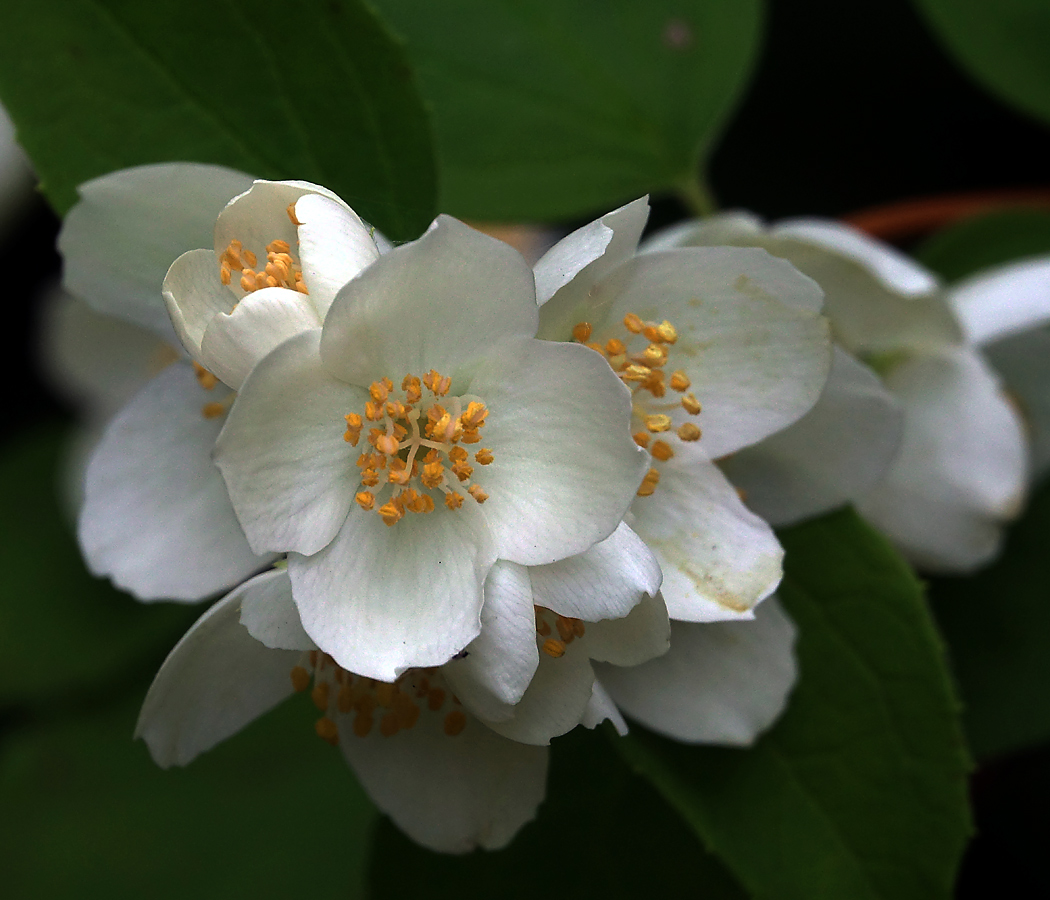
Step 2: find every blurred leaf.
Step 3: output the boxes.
[914,208,1050,281]
[913,0,1050,127]
[615,509,971,900]
[930,478,1050,760]
[370,0,762,221]
[0,691,376,898]
[0,0,435,240]
[367,726,747,900]
[0,423,196,707]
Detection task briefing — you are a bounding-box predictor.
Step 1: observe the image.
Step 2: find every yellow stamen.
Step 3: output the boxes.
[669,370,691,392]
[290,666,310,692]
[645,414,672,433]
[315,717,339,746]
[677,422,702,441]
[651,440,674,461]
[542,638,566,658]
[572,322,593,342]
[443,710,467,736]
[623,313,644,333]
[681,393,701,415]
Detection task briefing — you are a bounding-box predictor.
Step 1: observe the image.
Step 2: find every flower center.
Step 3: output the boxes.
[573,313,701,497]
[290,651,467,745]
[535,606,585,658]
[343,369,494,527]
[217,204,309,295]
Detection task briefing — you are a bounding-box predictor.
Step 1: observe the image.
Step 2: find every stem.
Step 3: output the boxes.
[678,173,718,218]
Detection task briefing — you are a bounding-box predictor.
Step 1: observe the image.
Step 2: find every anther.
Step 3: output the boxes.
[202,402,227,420]
[427,688,446,711]
[669,370,691,391]
[287,202,303,225]
[353,712,374,738]
[651,440,674,461]
[290,666,311,693]
[375,683,396,708]
[656,321,678,343]
[645,414,672,433]
[193,361,218,391]
[677,423,702,441]
[380,712,400,737]
[605,338,626,357]
[555,617,575,642]
[636,468,661,497]
[623,313,644,333]
[443,710,467,736]
[468,485,489,504]
[572,322,593,342]
[542,638,567,658]
[633,431,651,449]
[355,491,375,510]
[475,448,494,465]
[311,682,330,711]
[681,393,701,415]
[315,717,339,746]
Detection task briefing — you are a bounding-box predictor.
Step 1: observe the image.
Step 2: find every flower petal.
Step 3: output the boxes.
[443,561,540,719]
[856,346,1028,572]
[293,192,380,318]
[527,522,662,621]
[534,196,649,335]
[580,680,628,735]
[198,287,322,390]
[469,338,648,565]
[214,329,361,556]
[239,569,316,652]
[596,596,797,745]
[59,163,253,339]
[163,248,239,359]
[583,591,671,666]
[78,362,273,601]
[135,581,303,768]
[591,248,832,458]
[319,215,538,387]
[722,346,904,525]
[338,712,548,853]
[629,444,784,622]
[984,328,1050,478]
[949,256,1050,345]
[287,499,496,681]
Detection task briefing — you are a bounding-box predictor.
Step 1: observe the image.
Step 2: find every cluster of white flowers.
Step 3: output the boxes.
[53,164,1044,852]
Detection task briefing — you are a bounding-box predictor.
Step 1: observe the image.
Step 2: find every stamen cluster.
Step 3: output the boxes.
[534,606,586,659]
[218,205,309,294]
[343,369,494,526]
[573,313,702,497]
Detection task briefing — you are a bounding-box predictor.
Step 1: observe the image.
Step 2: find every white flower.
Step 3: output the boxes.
[137,530,666,853]
[649,212,1028,573]
[531,198,832,743]
[209,213,649,681]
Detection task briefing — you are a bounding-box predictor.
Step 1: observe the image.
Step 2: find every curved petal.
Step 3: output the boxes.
[592,248,832,458]
[722,347,904,526]
[443,561,540,720]
[293,192,380,318]
[78,363,273,601]
[528,522,662,621]
[163,248,239,359]
[287,498,496,682]
[535,197,649,336]
[639,211,766,259]
[984,329,1050,478]
[239,568,316,652]
[629,444,784,623]
[320,215,538,387]
[214,329,362,556]
[856,346,1028,572]
[135,583,302,768]
[338,710,548,853]
[583,591,670,667]
[580,680,628,735]
[59,163,253,339]
[199,287,322,390]
[949,256,1050,345]
[469,339,648,565]
[596,596,797,744]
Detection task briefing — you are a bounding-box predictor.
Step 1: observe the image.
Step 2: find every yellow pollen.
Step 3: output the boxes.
[651,440,674,461]
[637,468,661,497]
[428,688,447,711]
[468,485,489,504]
[681,393,701,415]
[645,414,673,433]
[311,682,330,711]
[378,500,403,526]
[656,321,678,343]
[290,666,311,692]
[445,492,464,510]
[572,322,592,343]
[337,685,354,714]
[641,344,668,366]
[475,448,494,465]
[379,712,400,737]
[353,713,374,738]
[633,431,651,449]
[542,638,567,658]
[677,422,702,441]
[443,710,467,736]
[623,312,644,333]
[193,361,218,391]
[355,491,375,510]
[669,370,691,391]
[315,717,339,746]
[555,616,577,642]
[622,364,652,383]
[202,401,227,420]
[573,620,586,638]
[605,338,626,357]
[375,682,397,708]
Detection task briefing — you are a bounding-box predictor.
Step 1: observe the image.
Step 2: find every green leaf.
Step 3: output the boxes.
[0,691,377,897]
[615,509,972,900]
[914,207,1050,281]
[0,0,435,240]
[913,0,1050,127]
[930,478,1050,759]
[367,726,747,900]
[370,0,762,221]
[0,423,196,708]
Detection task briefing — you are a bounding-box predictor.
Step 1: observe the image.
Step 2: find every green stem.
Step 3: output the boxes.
[678,174,718,218]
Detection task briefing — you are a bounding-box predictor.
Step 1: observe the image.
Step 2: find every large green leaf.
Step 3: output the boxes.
[0,0,435,240]
[370,0,762,221]
[615,509,971,900]
[914,207,1050,281]
[367,726,747,900]
[0,692,377,897]
[913,0,1050,127]
[0,423,196,707]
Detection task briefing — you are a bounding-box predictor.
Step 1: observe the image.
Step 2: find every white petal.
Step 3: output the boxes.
[630,445,784,622]
[319,215,538,387]
[238,568,316,651]
[338,710,548,853]
[984,328,1050,478]
[583,591,671,666]
[857,346,1028,572]
[722,347,904,525]
[469,338,648,565]
[580,680,628,735]
[287,499,496,681]
[163,248,239,359]
[592,248,832,458]
[949,256,1050,345]
[198,287,322,390]
[214,329,361,556]
[535,196,649,334]
[528,522,662,621]
[293,192,380,318]
[596,596,797,744]
[135,583,302,768]
[78,363,273,601]
[443,561,540,719]
[639,211,766,258]
[59,163,253,339]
